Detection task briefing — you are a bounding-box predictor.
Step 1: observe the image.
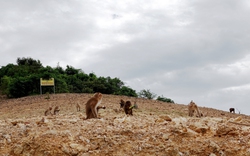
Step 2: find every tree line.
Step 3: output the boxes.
[0,57,174,103]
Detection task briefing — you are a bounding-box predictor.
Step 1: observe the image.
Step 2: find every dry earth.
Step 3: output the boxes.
[0,93,250,156]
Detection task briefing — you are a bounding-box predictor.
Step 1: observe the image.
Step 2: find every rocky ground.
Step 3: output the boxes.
[0,93,250,156]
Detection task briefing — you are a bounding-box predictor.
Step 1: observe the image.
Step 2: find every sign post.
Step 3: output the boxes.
[40,78,55,94]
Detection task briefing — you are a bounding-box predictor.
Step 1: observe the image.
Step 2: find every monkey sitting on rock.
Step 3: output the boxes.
[44,107,53,116]
[44,106,60,116]
[124,101,134,116]
[120,99,125,108]
[53,106,60,115]
[120,99,137,116]
[188,100,201,117]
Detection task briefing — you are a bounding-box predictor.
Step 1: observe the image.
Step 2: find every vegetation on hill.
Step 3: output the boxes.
[0,57,137,98]
[0,57,174,103]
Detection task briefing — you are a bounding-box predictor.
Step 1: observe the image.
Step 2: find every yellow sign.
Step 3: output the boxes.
[40,78,55,86]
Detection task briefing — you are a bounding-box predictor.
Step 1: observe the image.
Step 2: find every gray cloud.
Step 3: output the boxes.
[1,0,250,115]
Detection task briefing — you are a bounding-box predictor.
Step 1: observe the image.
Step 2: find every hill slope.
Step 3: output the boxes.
[0,93,250,156]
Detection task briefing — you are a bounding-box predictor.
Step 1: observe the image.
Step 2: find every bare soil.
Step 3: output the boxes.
[0,93,250,156]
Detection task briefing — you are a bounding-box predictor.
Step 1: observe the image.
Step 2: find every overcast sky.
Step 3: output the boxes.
[1,0,250,115]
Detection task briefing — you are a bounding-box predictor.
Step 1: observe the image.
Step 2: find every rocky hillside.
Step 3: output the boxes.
[0,93,250,156]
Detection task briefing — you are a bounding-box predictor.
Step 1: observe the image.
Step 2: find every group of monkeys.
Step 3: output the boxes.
[44,92,137,119]
[44,92,236,119]
[44,106,60,116]
[84,92,138,119]
[188,100,236,117]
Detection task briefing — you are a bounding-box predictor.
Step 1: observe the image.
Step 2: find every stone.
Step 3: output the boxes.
[159,115,172,121]
[13,144,23,155]
[165,147,181,156]
[215,125,236,136]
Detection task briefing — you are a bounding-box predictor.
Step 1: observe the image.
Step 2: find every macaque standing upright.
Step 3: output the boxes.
[85,92,103,119]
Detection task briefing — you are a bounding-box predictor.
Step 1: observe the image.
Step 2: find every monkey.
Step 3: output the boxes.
[188,100,201,117]
[229,108,235,113]
[36,117,45,126]
[87,106,106,118]
[76,103,81,112]
[44,107,53,116]
[54,106,60,115]
[85,92,103,119]
[120,99,125,108]
[124,101,133,116]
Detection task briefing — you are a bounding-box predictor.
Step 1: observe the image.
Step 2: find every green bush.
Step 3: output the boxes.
[157,95,175,103]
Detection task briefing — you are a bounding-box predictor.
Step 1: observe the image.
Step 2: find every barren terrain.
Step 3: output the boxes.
[0,93,250,156]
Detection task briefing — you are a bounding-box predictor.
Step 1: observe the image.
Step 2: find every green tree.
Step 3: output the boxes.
[17,57,42,67]
[66,75,84,93]
[107,77,124,94]
[8,77,33,98]
[39,66,55,79]
[88,72,97,81]
[138,89,157,99]
[114,86,137,97]
[0,57,142,98]
[65,65,79,75]
[0,76,11,95]
[16,57,42,73]
[54,62,65,74]
[52,74,68,93]
[0,64,19,78]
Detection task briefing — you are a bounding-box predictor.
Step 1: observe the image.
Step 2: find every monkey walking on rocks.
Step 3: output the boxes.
[85,92,103,119]
[44,107,53,116]
[188,100,201,117]
[53,106,60,115]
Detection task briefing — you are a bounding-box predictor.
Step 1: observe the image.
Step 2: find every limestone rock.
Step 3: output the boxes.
[159,115,172,121]
[12,144,23,155]
[215,125,238,136]
[165,147,181,156]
